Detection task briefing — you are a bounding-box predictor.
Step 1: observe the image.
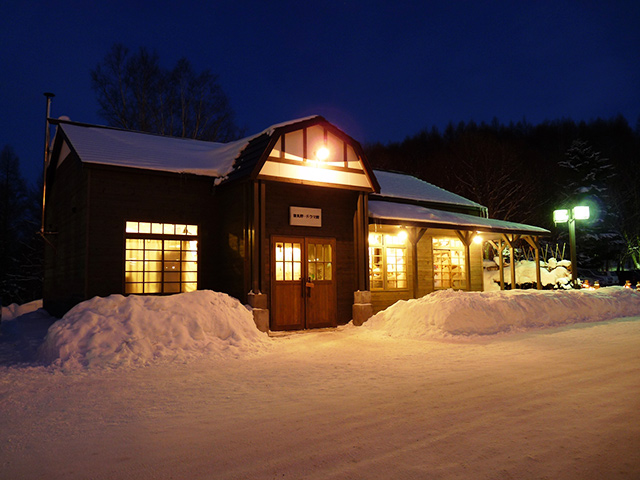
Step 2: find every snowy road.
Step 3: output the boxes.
[2,318,639,479]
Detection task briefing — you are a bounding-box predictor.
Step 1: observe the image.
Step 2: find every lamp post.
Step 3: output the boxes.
[553,206,590,287]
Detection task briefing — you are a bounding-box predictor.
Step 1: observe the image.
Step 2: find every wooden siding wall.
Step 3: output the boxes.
[371,228,483,314]
[84,166,218,301]
[43,154,88,317]
[209,182,249,301]
[263,182,360,325]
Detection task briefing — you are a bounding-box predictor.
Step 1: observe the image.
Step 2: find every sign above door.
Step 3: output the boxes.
[290,206,322,227]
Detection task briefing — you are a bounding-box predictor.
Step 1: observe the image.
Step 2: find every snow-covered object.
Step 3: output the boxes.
[57,116,319,178]
[368,200,548,235]
[364,287,640,337]
[373,169,484,209]
[1,299,43,321]
[484,260,571,290]
[39,290,270,369]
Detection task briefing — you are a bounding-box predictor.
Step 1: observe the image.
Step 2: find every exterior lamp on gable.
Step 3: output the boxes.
[553,205,589,288]
[316,146,330,161]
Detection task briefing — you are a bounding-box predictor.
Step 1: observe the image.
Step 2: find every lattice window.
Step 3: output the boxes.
[125,222,198,294]
[369,231,407,290]
[432,237,466,289]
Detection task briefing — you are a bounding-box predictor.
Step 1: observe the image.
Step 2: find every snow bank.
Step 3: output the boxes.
[39,290,270,369]
[364,286,640,337]
[1,299,43,321]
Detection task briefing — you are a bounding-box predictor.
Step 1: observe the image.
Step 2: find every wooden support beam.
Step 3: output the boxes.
[408,227,427,298]
[496,239,505,290]
[524,235,542,290]
[455,230,473,291]
[501,234,520,289]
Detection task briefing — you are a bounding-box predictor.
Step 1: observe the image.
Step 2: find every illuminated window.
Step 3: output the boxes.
[368,231,407,290]
[433,237,466,289]
[308,243,332,281]
[125,222,198,294]
[274,242,302,281]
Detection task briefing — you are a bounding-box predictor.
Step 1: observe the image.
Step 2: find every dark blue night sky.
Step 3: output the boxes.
[2,0,639,184]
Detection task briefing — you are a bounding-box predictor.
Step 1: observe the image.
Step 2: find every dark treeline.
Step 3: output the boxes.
[0,146,43,306]
[365,115,640,271]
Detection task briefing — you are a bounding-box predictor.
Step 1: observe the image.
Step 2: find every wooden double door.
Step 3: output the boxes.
[271,236,337,330]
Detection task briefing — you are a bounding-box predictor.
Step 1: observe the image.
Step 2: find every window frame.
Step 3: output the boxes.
[369,232,408,291]
[432,236,467,290]
[124,221,198,295]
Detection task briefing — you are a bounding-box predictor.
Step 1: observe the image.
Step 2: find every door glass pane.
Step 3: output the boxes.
[285,260,293,280]
[275,242,284,261]
[324,245,331,262]
[307,262,315,281]
[317,263,324,281]
[293,261,301,281]
[276,261,284,281]
[285,243,293,261]
[293,243,301,280]
[306,243,332,282]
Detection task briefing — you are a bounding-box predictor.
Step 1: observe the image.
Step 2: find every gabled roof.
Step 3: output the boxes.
[50,117,316,178]
[368,170,548,237]
[373,170,484,208]
[372,170,486,216]
[49,116,379,192]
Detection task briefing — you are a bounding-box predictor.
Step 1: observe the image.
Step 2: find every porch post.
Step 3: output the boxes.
[502,234,520,289]
[455,231,473,291]
[524,235,543,290]
[408,227,427,298]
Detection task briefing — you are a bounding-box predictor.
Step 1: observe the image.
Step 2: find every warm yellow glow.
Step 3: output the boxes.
[316,146,330,161]
[397,230,408,243]
[473,234,483,244]
[125,221,198,294]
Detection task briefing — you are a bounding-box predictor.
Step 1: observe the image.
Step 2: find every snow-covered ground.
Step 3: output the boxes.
[1,288,639,479]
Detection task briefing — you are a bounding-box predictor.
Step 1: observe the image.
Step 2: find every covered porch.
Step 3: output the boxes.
[368,199,550,313]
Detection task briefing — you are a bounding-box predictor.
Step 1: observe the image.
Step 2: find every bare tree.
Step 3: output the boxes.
[446,132,537,222]
[91,44,241,142]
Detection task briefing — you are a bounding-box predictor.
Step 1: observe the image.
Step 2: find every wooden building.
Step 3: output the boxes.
[367,170,549,313]
[43,116,548,330]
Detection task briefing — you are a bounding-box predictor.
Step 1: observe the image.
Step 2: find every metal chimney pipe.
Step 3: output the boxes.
[41,92,55,234]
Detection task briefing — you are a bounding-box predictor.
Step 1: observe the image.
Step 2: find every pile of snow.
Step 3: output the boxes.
[39,290,270,369]
[364,286,640,337]
[484,259,572,290]
[1,299,43,321]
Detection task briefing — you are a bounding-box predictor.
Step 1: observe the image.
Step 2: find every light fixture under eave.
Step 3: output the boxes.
[316,146,330,161]
[473,234,483,244]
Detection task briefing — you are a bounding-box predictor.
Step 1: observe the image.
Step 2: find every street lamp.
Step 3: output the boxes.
[553,205,590,287]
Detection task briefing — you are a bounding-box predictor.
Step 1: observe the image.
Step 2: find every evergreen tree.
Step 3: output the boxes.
[0,145,30,304]
[557,139,623,269]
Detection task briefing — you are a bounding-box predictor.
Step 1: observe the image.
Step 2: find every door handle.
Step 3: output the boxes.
[306,276,314,297]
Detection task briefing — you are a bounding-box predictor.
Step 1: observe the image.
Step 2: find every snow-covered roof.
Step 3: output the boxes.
[372,170,485,210]
[369,200,549,236]
[55,116,320,178]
